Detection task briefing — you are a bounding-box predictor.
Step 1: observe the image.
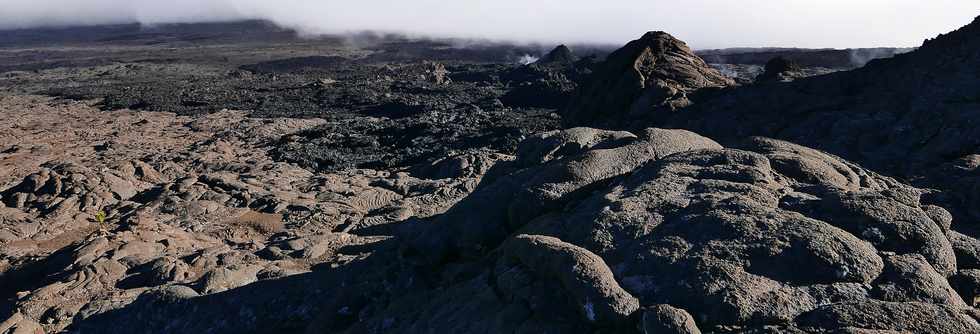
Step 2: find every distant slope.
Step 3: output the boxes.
[697,47,915,68]
[0,20,302,47]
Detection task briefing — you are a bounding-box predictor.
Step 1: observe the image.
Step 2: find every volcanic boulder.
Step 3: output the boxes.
[641,305,702,334]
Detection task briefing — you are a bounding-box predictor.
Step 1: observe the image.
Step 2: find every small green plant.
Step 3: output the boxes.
[95,210,108,234]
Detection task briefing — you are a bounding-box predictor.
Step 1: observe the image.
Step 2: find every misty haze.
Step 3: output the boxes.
[2,1,979,48]
[0,2,979,334]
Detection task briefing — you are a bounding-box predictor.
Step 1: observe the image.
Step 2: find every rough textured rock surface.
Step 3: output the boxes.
[2,97,977,332]
[501,234,639,325]
[543,19,980,331]
[0,96,497,333]
[401,127,722,263]
[641,305,702,334]
[796,300,980,333]
[663,16,980,230]
[562,31,734,129]
[351,128,967,333]
[950,269,980,307]
[4,117,967,333]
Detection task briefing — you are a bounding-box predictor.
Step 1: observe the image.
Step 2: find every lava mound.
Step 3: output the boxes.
[537,44,577,65]
[374,127,978,333]
[756,56,805,82]
[562,31,734,129]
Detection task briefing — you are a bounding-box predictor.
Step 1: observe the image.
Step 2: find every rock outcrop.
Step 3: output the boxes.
[562,31,734,128]
[348,127,975,333]
[662,16,980,228]
[561,16,980,256]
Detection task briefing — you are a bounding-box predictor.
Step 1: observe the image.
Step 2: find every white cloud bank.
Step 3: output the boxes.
[0,0,977,48]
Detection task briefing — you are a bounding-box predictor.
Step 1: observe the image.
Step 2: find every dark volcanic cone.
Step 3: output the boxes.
[756,56,804,82]
[537,44,577,65]
[500,45,592,109]
[561,31,734,128]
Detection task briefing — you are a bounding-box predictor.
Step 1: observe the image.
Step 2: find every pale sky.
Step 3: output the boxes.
[1,0,977,49]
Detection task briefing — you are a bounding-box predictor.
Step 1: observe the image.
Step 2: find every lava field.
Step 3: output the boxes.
[1,17,978,334]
